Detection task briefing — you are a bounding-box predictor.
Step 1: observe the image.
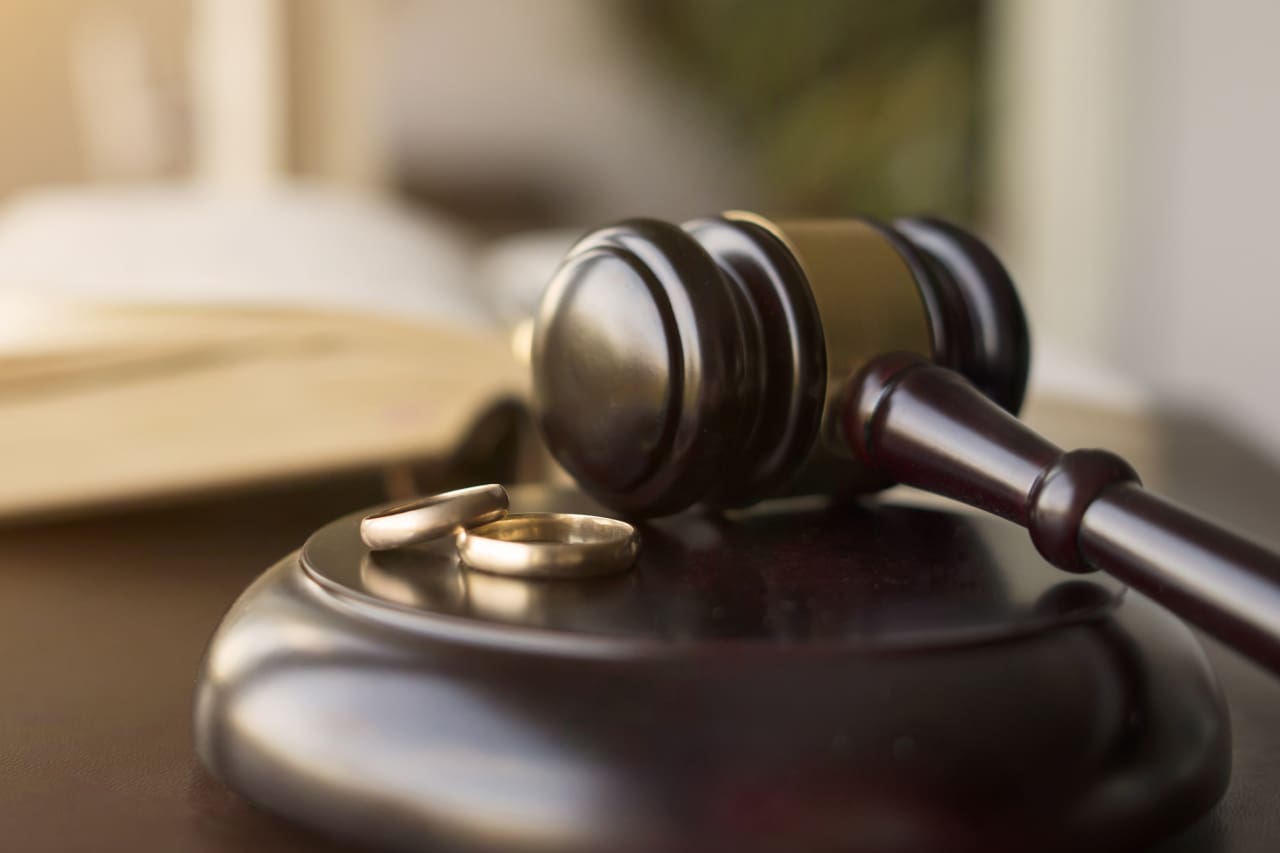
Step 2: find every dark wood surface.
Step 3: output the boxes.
[199,485,1227,852]
[0,475,385,853]
[2,412,1280,851]
[844,353,1280,677]
[532,214,1030,517]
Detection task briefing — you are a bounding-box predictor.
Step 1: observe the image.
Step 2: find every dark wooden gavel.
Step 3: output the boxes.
[531,212,1280,674]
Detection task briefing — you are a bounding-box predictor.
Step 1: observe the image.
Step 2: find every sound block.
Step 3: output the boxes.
[194,487,1229,852]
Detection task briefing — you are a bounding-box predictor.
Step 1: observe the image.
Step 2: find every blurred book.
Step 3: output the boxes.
[0,183,1166,523]
[0,184,572,521]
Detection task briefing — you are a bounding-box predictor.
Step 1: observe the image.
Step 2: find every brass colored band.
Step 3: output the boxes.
[750,216,934,378]
[456,513,639,579]
[727,214,934,459]
[360,484,510,551]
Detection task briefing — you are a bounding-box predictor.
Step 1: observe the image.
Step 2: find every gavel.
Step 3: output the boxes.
[531,211,1280,674]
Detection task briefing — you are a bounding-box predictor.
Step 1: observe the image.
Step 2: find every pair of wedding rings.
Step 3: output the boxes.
[359,484,639,578]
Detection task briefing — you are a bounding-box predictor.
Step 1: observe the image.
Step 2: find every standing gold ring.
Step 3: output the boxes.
[360,484,509,551]
[456,513,638,578]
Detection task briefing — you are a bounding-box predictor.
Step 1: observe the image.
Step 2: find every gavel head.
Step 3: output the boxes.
[531,211,1030,517]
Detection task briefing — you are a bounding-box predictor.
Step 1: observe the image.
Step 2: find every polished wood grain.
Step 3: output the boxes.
[532,213,1030,516]
[842,352,1280,675]
[2,414,1280,851]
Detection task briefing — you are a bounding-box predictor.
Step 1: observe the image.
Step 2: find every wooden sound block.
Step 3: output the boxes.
[194,486,1229,853]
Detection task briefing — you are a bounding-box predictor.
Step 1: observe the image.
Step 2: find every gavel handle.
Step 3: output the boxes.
[843,352,1280,674]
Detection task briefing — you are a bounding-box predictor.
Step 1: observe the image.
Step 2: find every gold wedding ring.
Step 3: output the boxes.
[456,513,638,578]
[360,484,509,551]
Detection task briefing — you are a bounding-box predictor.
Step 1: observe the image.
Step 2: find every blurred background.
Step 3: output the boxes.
[0,0,1277,518]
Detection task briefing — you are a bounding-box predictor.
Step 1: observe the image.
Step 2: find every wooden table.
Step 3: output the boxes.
[1,407,1278,851]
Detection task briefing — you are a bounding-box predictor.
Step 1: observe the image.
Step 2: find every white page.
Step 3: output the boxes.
[0,182,495,331]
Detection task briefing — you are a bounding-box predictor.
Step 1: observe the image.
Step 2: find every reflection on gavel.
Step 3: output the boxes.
[531,211,1280,674]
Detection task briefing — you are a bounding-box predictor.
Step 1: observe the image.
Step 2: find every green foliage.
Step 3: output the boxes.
[622,0,986,222]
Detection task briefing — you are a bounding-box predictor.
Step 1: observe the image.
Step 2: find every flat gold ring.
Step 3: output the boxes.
[360,484,509,551]
[456,513,639,578]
